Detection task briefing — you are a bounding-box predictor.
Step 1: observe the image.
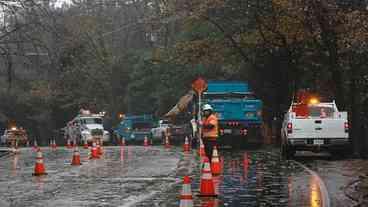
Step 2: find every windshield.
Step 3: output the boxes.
[308,106,335,118]
[132,122,152,131]
[80,118,102,125]
[204,93,256,100]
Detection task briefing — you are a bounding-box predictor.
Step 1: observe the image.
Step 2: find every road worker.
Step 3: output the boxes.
[201,104,219,161]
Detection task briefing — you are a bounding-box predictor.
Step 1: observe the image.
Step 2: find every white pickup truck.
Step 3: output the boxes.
[281,101,350,158]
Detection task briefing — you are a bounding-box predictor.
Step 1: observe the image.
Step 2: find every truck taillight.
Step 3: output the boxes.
[344,122,349,133]
[287,123,292,134]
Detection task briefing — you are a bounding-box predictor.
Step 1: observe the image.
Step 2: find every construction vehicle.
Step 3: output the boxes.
[64,110,110,144]
[281,91,350,158]
[0,126,28,147]
[202,81,263,147]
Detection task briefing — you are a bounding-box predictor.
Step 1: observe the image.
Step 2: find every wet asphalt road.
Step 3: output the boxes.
[0,145,358,207]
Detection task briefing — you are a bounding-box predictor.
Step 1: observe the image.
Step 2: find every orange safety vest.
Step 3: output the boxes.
[202,114,219,139]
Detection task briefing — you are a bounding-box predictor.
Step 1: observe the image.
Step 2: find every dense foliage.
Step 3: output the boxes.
[0,0,367,154]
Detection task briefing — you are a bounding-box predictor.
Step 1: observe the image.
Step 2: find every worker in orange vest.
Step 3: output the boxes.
[201,104,219,162]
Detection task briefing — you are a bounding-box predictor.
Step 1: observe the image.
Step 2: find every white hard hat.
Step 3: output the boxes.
[202,104,213,111]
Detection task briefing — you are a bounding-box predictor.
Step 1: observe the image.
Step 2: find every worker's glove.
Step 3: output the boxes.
[198,120,203,126]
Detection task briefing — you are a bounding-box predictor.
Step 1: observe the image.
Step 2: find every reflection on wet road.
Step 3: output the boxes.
[0,146,336,207]
[142,149,325,207]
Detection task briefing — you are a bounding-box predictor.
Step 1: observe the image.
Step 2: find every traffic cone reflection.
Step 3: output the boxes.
[71,146,82,165]
[11,154,19,176]
[13,140,20,154]
[243,152,249,182]
[199,157,217,197]
[211,146,221,175]
[89,142,100,159]
[201,198,219,207]
[33,148,47,176]
[179,176,194,207]
[183,136,190,153]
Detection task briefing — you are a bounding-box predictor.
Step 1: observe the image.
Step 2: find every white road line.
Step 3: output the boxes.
[292,160,331,207]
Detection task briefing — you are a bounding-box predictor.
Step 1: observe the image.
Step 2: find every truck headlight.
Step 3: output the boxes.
[245,112,254,117]
[82,130,91,136]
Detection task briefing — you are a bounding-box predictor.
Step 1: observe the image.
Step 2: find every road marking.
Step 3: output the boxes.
[292,160,331,207]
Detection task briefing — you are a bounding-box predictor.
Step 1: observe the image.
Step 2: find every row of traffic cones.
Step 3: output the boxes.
[120,135,193,153]
[179,139,223,206]
[33,139,105,176]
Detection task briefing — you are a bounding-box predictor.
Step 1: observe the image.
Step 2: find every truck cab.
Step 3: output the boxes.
[203,81,263,146]
[114,115,154,142]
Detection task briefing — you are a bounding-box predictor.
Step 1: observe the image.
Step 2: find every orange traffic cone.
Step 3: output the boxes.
[179,176,193,207]
[33,148,47,176]
[165,135,171,149]
[199,157,217,197]
[96,140,103,156]
[71,146,82,165]
[90,142,100,159]
[66,139,72,149]
[144,136,149,147]
[52,139,57,150]
[211,146,221,175]
[198,139,205,157]
[33,140,38,151]
[183,136,190,153]
[83,139,89,149]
